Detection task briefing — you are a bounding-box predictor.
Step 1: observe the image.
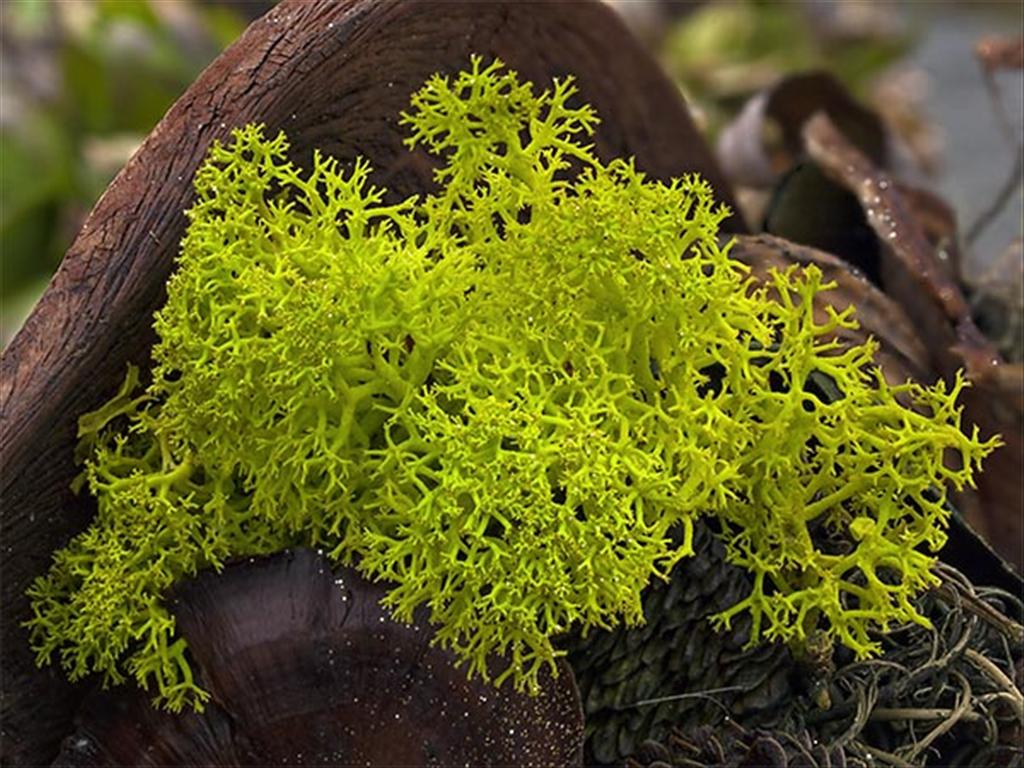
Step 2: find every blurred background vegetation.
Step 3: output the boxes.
[1,0,1021,347]
[0,0,271,345]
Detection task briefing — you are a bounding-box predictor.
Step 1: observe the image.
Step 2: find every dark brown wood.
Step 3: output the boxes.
[803,114,1023,572]
[0,1,735,763]
[54,550,583,766]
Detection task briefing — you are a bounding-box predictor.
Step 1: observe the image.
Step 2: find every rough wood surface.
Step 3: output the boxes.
[55,550,583,766]
[0,1,736,763]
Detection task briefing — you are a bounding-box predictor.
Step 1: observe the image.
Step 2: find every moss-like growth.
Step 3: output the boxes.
[26,58,997,711]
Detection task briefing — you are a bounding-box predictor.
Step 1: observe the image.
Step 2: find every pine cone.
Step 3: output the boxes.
[565,522,800,765]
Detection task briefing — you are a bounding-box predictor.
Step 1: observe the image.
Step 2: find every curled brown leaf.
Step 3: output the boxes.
[975,35,1024,72]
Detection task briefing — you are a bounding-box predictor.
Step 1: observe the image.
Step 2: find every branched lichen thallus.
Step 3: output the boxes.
[25,56,1000,712]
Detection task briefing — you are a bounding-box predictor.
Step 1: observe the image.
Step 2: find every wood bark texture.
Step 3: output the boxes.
[0,1,736,763]
[55,550,584,766]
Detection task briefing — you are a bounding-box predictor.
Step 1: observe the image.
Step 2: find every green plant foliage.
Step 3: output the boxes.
[26,57,998,712]
[659,1,911,136]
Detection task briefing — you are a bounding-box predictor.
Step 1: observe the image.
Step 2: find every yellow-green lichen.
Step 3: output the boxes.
[26,58,998,712]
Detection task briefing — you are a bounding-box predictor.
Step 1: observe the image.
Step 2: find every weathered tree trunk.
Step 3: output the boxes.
[0,1,738,763]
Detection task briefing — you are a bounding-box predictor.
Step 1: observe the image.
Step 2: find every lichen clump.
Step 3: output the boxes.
[27,58,997,711]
